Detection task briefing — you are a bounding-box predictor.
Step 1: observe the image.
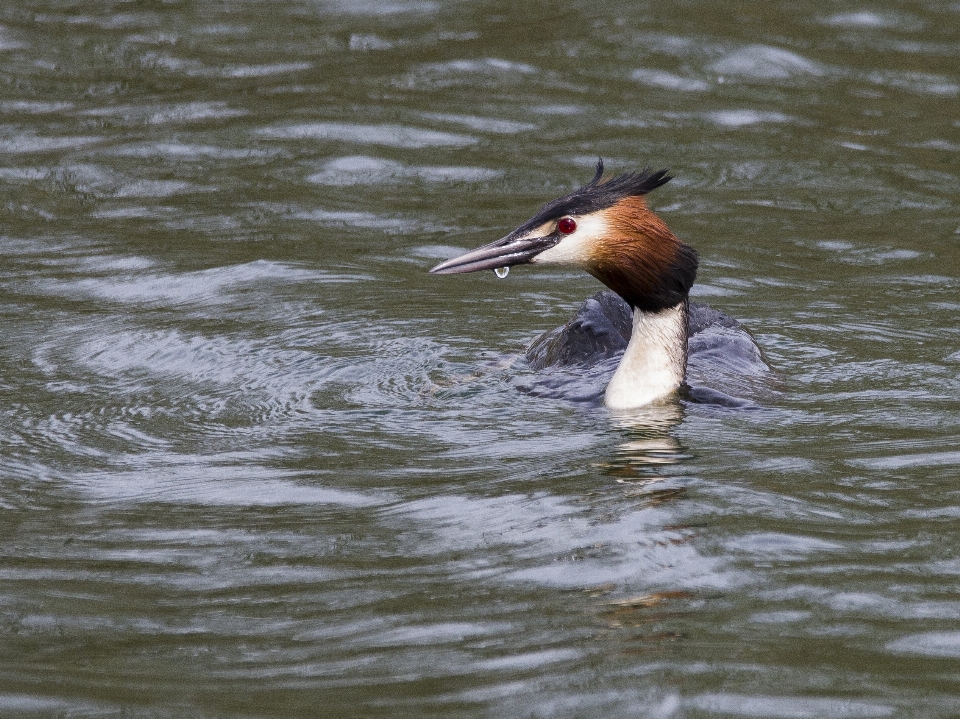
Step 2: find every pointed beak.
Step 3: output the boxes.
[429,231,560,275]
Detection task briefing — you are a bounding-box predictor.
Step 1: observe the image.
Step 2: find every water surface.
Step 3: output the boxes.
[2,1,960,717]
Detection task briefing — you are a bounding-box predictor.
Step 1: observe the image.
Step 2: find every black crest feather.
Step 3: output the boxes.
[515,159,671,235]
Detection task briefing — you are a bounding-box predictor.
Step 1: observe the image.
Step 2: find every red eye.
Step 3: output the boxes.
[557,217,577,234]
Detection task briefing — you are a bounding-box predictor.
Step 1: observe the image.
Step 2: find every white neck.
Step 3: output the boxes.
[604,302,688,409]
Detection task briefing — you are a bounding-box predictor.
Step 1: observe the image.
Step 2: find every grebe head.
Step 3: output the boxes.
[430,159,698,313]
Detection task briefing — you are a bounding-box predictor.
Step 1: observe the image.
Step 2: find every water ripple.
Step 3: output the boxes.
[709,45,825,80]
[71,464,383,507]
[887,631,960,658]
[631,68,711,92]
[30,260,327,307]
[687,693,895,718]
[0,133,101,154]
[80,101,248,124]
[419,112,536,134]
[257,122,477,148]
[307,156,501,185]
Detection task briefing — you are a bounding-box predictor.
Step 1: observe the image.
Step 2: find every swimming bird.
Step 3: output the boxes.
[430,160,764,409]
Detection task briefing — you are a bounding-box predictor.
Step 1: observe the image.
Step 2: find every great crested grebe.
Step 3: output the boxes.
[430,160,766,409]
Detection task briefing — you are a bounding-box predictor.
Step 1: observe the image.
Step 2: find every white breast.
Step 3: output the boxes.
[604,302,687,409]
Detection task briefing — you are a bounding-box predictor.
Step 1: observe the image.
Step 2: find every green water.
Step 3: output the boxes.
[1,1,959,717]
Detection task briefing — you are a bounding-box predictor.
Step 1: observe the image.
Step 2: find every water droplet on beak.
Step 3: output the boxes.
[494,267,509,279]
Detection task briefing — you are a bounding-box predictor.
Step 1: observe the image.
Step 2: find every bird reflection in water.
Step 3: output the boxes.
[585,404,702,649]
[597,403,690,509]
